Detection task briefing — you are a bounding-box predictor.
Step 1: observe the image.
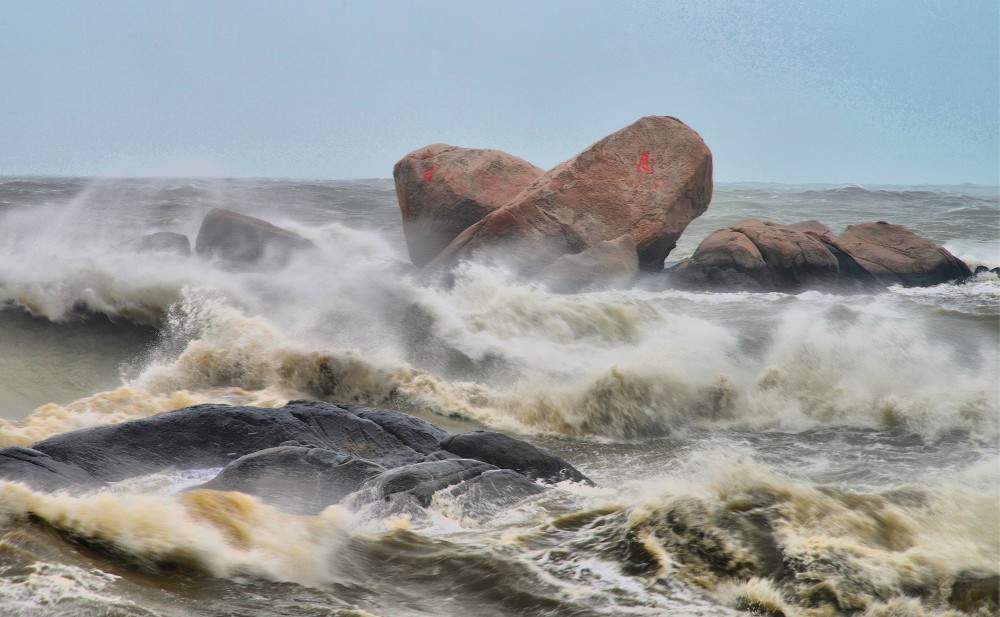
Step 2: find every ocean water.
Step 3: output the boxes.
[0,177,997,617]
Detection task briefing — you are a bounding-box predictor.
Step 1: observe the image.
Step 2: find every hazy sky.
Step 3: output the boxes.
[1,1,997,183]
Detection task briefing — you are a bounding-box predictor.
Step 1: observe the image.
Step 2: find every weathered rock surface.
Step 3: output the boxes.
[369,458,498,506]
[135,231,191,256]
[0,446,103,492]
[394,144,544,267]
[821,222,972,287]
[430,116,713,272]
[441,430,593,485]
[30,400,427,482]
[673,219,971,292]
[195,208,316,270]
[673,219,839,291]
[541,233,640,292]
[9,401,590,517]
[194,446,384,514]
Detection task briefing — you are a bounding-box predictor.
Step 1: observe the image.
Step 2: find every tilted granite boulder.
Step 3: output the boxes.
[394,144,544,267]
[195,208,316,270]
[429,116,713,272]
[821,222,972,287]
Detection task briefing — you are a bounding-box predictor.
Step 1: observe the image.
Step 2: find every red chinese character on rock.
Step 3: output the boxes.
[423,166,435,181]
[637,152,653,174]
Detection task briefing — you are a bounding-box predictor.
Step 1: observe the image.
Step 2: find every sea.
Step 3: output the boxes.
[0,177,997,617]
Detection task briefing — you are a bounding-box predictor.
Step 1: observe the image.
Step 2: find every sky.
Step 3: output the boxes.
[0,0,997,184]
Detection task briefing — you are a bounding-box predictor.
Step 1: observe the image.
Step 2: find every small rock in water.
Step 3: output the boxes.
[195,208,316,270]
[948,569,999,613]
[135,231,191,257]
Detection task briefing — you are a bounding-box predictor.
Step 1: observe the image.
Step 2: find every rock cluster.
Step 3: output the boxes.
[0,401,590,515]
[672,219,972,292]
[396,116,713,286]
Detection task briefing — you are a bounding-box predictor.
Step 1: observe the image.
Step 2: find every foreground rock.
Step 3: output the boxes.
[194,446,384,514]
[441,430,593,485]
[195,208,316,270]
[430,116,713,272]
[673,219,970,292]
[30,400,432,482]
[0,446,102,492]
[5,401,590,516]
[394,144,544,267]
[135,231,191,256]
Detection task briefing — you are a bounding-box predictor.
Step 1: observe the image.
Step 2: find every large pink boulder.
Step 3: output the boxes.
[429,116,713,272]
[393,144,544,267]
[821,222,971,287]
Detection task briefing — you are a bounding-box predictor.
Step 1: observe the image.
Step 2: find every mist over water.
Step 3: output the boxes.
[0,177,997,616]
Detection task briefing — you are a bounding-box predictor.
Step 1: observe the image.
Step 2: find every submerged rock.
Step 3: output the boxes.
[541,233,640,292]
[394,144,544,267]
[441,430,593,485]
[194,446,384,514]
[430,116,713,272]
[948,569,999,613]
[135,231,191,256]
[195,208,316,270]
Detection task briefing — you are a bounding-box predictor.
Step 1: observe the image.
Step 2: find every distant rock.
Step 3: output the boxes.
[541,233,640,292]
[135,231,191,257]
[673,219,971,292]
[194,208,316,270]
[429,116,713,272]
[394,144,544,267]
[821,222,972,287]
[673,219,839,291]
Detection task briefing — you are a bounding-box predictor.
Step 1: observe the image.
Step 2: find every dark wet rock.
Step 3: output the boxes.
[948,569,999,613]
[195,208,316,270]
[0,446,103,492]
[420,450,463,461]
[369,458,497,507]
[339,403,449,455]
[393,144,544,268]
[447,469,548,515]
[194,446,384,514]
[430,116,713,272]
[135,231,191,256]
[821,222,972,287]
[31,400,425,482]
[441,431,593,485]
[541,233,639,292]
